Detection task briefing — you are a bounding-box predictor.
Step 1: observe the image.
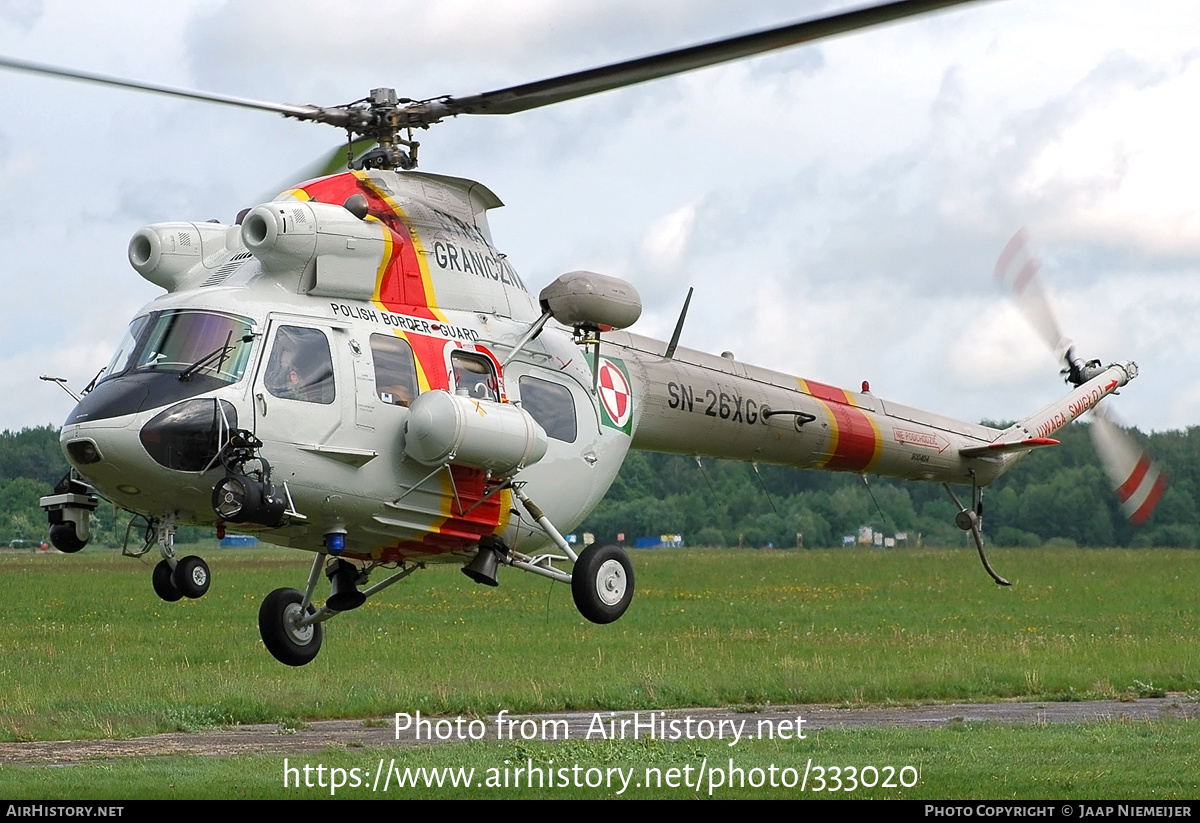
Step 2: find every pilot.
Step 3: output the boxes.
[264,326,334,404]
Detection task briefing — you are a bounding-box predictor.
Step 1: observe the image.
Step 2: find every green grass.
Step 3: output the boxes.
[3,720,1198,799]
[1,545,1197,743]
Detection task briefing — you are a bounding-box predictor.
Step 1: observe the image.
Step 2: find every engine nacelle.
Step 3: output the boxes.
[128,221,238,292]
[241,199,386,300]
[404,390,548,476]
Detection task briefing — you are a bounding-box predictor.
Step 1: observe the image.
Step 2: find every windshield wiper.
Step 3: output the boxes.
[179,331,234,382]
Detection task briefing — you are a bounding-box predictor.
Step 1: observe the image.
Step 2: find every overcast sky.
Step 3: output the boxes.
[1,0,1198,437]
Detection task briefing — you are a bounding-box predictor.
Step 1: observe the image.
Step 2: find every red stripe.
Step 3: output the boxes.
[1129,473,1168,527]
[293,174,501,548]
[803,379,852,405]
[994,229,1028,284]
[800,380,880,472]
[824,404,880,471]
[435,466,506,541]
[297,173,438,320]
[1115,454,1152,504]
[1011,257,1040,296]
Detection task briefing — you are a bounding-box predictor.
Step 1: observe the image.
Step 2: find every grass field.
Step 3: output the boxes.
[1,545,1197,798]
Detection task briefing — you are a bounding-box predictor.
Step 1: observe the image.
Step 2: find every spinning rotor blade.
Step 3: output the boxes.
[993,228,1071,359]
[417,0,985,122]
[1089,406,1167,527]
[0,55,336,122]
[993,229,1166,527]
[0,0,986,139]
[259,137,378,204]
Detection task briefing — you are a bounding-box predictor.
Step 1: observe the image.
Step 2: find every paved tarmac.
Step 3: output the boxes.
[2,697,1195,763]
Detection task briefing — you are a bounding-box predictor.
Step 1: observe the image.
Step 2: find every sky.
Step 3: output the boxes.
[1,0,1198,436]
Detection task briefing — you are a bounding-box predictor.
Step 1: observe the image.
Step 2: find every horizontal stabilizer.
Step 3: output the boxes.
[959,437,1059,458]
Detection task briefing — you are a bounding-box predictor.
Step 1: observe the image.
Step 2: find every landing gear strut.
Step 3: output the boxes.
[945,474,1010,586]
[510,484,636,624]
[257,548,423,666]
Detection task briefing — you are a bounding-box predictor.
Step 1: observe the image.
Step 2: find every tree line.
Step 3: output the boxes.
[577,422,1199,549]
[1,421,1196,549]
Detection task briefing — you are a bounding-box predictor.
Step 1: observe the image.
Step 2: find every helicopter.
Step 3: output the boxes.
[11,0,1163,665]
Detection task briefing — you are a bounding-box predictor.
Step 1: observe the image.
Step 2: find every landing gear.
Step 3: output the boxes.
[174,555,210,599]
[147,515,212,601]
[945,474,1010,586]
[259,588,323,667]
[152,558,183,602]
[509,484,638,624]
[572,544,634,624]
[257,548,424,666]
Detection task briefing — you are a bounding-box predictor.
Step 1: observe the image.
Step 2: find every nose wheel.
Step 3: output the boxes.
[151,555,210,601]
[147,514,212,601]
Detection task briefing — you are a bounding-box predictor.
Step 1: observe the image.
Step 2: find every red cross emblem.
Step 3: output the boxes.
[598,359,631,427]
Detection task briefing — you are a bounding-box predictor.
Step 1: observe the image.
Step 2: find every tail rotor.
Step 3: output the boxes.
[994,229,1165,527]
[1089,405,1167,527]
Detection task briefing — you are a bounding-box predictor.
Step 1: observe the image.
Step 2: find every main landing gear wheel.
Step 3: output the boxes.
[152,559,183,602]
[259,587,323,667]
[174,555,210,599]
[572,544,634,624]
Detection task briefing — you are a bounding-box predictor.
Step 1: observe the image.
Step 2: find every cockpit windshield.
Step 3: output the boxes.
[101,310,255,386]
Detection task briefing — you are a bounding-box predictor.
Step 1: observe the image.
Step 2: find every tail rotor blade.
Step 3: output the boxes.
[1089,405,1167,527]
[993,228,1072,360]
[995,228,1164,527]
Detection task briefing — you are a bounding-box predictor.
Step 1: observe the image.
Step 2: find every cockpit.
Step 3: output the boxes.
[102,310,255,386]
[66,310,255,426]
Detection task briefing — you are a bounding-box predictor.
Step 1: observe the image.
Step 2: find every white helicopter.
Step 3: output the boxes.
[16,0,1162,666]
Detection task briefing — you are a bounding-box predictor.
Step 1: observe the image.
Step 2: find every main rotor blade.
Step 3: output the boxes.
[411,0,987,122]
[0,0,988,139]
[0,55,342,123]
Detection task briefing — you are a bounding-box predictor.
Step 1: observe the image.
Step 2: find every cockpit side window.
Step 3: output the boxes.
[264,326,336,405]
[370,334,419,407]
[451,351,497,400]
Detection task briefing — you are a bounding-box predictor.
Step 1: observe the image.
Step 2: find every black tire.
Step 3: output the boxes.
[152,559,183,603]
[571,544,634,624]
[173,555,211,599]
[259,587,323,666]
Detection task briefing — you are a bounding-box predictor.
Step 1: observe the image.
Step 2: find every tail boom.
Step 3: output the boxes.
[1001,362,1137,443]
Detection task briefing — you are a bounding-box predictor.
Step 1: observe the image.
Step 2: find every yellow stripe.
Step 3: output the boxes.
[369,213,391,306]
[354,171,448,323]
